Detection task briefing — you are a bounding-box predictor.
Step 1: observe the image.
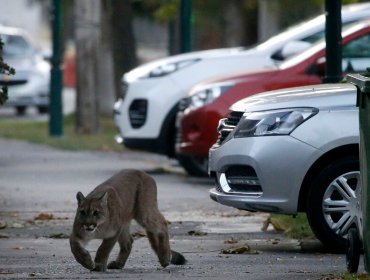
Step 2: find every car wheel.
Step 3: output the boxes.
[177,155,208,177]
[306,156,360,252]
[15,106,27,116]
[37,106,49,114]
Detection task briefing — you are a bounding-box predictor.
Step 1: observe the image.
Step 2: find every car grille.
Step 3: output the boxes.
[224,165,262,195]
[129,99,147,128]
[216,111,243,145]
[0,79,27,86]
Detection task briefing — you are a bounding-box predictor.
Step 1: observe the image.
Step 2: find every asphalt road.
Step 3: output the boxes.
[0,138,365,279]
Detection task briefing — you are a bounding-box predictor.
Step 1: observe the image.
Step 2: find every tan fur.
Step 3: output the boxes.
[70,169,186,271]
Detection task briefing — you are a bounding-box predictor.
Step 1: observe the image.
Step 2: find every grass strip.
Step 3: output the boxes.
[0,114,124,152]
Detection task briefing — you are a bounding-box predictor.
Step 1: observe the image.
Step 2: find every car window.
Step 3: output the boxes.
[0,34,33,58]
[342,33,370,72]
[271,20,359,61]
[301,20,357,44]
[343,34,370,58]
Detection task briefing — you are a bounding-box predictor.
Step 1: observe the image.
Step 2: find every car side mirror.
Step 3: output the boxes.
[306,57,326,76]
[315,57,326,76]
[281,41,312,59]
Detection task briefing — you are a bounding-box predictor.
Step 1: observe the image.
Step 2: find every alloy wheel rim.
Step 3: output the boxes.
[322,171,361,239]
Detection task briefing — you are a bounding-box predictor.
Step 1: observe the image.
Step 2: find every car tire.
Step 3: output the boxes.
[306,156,360,252]
[346,228,361,273]
[37,106,49,114]
[15,106,27,116]
[177,155,208,177]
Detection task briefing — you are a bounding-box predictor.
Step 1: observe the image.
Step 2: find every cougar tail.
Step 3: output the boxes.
[170,250,187,265]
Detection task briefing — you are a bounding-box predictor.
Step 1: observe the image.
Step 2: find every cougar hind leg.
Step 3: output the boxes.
[146,224,171,267]
[108,225,133,269]
[136,210,171,268]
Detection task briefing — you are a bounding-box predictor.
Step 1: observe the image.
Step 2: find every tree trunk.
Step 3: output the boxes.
[106,0,138,99]
[74,0,100,134]
[97,0,115,115]
[222,0,245,47]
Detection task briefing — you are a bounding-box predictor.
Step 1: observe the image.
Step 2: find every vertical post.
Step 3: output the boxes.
[49,0,63,137]
[180,0,192,53]
[323,0,342,83]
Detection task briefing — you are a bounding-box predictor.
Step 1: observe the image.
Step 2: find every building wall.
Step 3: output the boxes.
[0,0,50,49]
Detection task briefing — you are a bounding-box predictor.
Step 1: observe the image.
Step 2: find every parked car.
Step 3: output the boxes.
[209,83,359,251]
[113,3,370,163]
[0,25,50,115]
[176,20,370,176]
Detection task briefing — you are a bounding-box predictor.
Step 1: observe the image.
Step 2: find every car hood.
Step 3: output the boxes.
[1,54,49,81]
[1,56,34,81]
[230,83,357,112]
[124,47,252,82]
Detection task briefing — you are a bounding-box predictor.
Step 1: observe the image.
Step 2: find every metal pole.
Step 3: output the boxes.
[180,0,192,53]
[323,0,342,83]
[49,0,63,137]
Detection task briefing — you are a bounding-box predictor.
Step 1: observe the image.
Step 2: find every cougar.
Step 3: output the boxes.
[69,169,186,271]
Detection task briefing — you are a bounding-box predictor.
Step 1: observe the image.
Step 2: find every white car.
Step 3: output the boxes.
[113,3,370,163]
[0,25,50,115]
[209,83,360,251]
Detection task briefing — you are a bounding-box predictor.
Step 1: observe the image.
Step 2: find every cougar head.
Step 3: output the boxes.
[75,191,108,233]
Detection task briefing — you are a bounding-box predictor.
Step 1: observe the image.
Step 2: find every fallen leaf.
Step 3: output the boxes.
[261,216,289,232]
[188,230,208,236]
[0,220,7,230]
[49,233,69,239]
[224,238,238,244]
[35,213,54,220]
[221,244,259,255]
[11,223,24,229]
[132,231,147,239]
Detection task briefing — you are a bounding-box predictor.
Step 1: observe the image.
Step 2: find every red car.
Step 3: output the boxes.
[176,20,370,176]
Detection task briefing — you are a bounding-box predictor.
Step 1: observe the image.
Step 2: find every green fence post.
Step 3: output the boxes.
[180,0,192,53]
[49,0,63,137]
[323,0,342,83]
[348,70,370,272]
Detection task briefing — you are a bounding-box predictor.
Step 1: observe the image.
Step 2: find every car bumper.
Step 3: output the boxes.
[208,135,322,214]
[114,77,182,139]
[4,81,49,107]
[115,134,172,155]
[176,106,223,158]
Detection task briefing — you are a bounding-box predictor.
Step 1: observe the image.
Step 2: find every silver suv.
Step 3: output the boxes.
[209,83,360,251]
[0,25,50,115]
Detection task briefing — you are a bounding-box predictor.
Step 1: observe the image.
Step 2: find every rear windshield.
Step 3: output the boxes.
[1,34,33,58]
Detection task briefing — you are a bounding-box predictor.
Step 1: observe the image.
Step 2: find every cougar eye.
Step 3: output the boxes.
[93,210,99,217]
[79,210,86,216]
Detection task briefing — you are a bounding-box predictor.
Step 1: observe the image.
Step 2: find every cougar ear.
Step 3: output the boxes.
[98,192,108,206]
[76,192,85,206]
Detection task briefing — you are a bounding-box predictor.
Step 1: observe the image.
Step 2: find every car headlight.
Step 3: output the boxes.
[148,58,200,78]
[189,83,235,109]
[233,107,318,138]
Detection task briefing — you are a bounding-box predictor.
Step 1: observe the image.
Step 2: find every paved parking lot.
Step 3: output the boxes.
[0,138,363,279]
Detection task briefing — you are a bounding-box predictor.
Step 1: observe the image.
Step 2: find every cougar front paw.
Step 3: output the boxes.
[108,260,124,269]
[92,262,106,272]
[80,259,95,270]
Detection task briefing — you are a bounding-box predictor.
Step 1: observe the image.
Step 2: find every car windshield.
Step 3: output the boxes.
[1,34,33,58]
[279,21,369,70]
[255,15,325,52]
